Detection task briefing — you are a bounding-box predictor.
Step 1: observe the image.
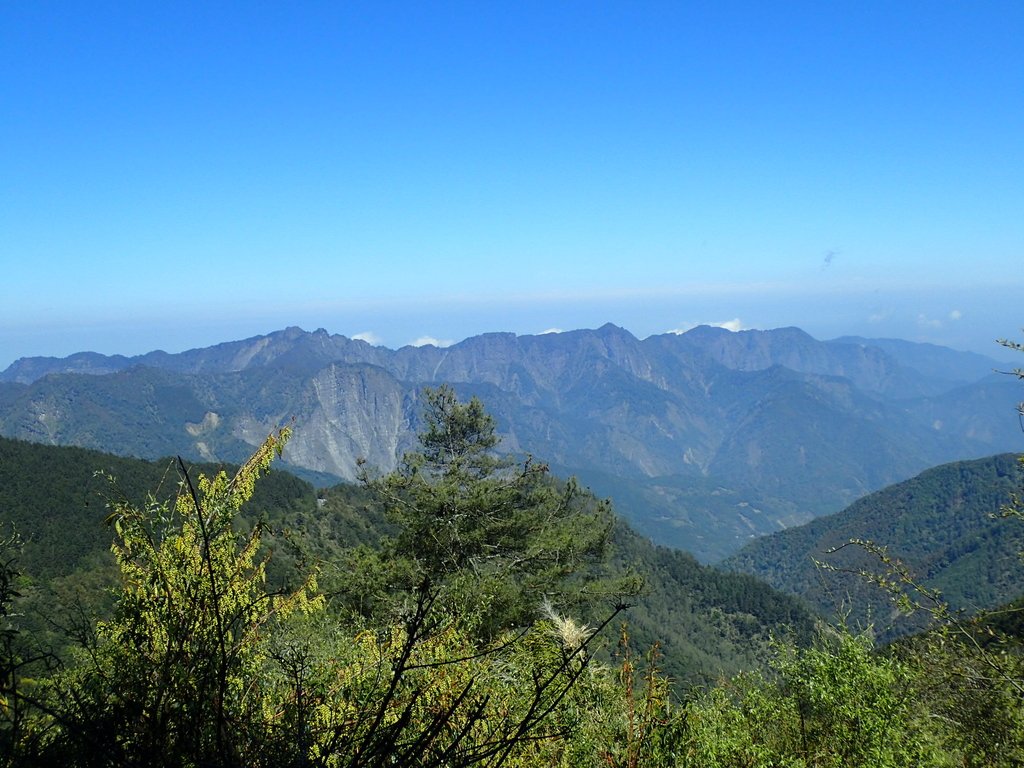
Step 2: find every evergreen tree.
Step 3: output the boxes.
[357,385,619,637]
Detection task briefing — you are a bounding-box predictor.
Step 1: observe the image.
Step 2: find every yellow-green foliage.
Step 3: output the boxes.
[663,625,1024,768]
[7,429,625,767]
[38,428,324,765]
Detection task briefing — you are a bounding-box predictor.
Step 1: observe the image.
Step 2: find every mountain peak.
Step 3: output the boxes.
[0,322,1019,561]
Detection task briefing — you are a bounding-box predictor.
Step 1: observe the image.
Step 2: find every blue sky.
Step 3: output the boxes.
[1,2,1021,367]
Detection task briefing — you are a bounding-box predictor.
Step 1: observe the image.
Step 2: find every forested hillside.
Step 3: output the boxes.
[3,386,1023,766]
[724,453,1024,637]
[0,432,811,687]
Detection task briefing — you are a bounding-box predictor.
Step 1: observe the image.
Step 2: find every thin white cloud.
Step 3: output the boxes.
[917,313,942,329]
[868,311,889,323]
[666,319,745,335]
[352,331,382,345]
[949,309,963,321]
[410,335,454,348]
[539,327,563,335]
[716,318,744,332]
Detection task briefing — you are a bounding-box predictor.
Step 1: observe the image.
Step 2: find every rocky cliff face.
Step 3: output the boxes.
[1,324,1018,561]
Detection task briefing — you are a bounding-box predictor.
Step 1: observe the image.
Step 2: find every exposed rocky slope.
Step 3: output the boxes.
[2,324,1019,560]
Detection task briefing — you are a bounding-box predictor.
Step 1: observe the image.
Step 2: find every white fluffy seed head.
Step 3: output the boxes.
[541,598,594,651]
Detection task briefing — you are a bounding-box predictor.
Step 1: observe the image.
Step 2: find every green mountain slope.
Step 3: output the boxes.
[0,436,813,685]
[723,453,1024,637]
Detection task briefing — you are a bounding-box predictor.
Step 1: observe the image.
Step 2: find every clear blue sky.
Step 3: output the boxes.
[1,2,1021,367]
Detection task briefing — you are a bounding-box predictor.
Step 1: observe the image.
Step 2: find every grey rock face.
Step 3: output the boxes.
[1,324,1017,561]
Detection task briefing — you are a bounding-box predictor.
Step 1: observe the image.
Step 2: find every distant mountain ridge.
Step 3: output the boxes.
[1,324,1019,561]
[830,335,1002,387]
[2,324,994,396]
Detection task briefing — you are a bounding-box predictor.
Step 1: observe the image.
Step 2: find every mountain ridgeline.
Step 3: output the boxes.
[1,324,1019,560]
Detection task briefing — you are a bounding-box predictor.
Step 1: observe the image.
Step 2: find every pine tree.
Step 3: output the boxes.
[359,385,618,638]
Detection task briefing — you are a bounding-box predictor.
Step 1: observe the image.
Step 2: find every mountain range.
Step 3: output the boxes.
[2,324,1020,560]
